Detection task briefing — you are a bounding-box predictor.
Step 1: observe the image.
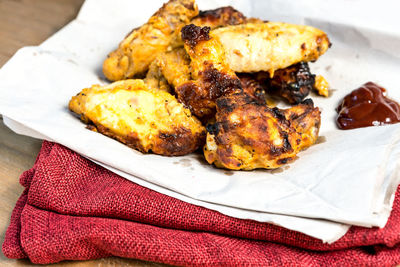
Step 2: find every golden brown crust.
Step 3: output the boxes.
[204,93,321,170]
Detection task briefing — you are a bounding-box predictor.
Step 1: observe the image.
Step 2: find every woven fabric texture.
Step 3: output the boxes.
[3,141,400,266]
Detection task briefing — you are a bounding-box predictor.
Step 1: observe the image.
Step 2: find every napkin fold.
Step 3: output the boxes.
[3,141,400,266]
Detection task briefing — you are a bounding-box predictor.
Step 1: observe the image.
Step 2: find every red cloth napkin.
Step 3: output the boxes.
[3,141,400,266]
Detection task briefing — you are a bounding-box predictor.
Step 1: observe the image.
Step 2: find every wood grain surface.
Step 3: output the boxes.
[0,0,166,266]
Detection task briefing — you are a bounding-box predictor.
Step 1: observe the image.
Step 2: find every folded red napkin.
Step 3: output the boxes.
[3,141,400,266]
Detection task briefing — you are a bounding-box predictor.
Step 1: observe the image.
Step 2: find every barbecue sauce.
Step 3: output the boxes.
[336,82,400,130]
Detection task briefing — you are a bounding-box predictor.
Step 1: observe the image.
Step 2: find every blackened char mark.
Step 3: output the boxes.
[181,24,210,47]
[206,123,220,135]
[271,107,286,121]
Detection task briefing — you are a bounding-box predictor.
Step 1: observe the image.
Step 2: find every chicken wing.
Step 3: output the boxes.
[102,0,198,81]
[212,22,331,75]
[69,80,205,156]
[204,93,321,170]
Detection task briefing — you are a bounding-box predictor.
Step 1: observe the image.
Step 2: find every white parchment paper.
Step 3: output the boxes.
[1,0,400,243]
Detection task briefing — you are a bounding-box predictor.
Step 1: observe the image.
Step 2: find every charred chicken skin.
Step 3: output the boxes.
[69,80,205,156]
[204,94,321,170]
[102,0,198,81]
[264,62,316,104]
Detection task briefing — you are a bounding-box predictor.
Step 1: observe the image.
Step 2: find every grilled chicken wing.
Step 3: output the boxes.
[69,80,205,156]
[212,22,330,75]
[204,94,320,170]
[102,0,198,81]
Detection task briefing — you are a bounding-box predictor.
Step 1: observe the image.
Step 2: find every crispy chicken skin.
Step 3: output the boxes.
[175,24,242,119]
[69,80,205,156]
[212,22,331,75]
[204,94,321,170]
[102,0,198,81]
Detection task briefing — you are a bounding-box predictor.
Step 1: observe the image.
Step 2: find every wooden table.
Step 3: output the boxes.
[0,0,165,266]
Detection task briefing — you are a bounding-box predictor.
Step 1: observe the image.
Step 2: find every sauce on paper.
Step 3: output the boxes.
[336,82,400,130]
